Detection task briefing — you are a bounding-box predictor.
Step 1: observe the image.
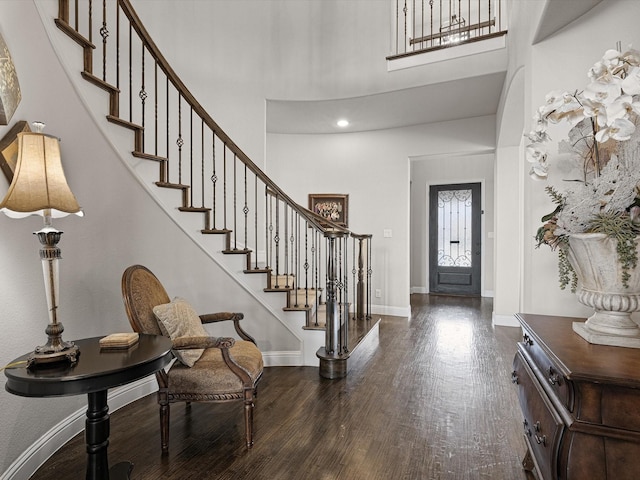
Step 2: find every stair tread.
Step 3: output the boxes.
[222,248,252,254]
[81,72,118,93]
[201,229,232,234]
[244,268,271,274]
[132,151,167,162]
[179,206,211,213]
[155,181,188,190]
[264,287,293,292]
[107,115,142,131]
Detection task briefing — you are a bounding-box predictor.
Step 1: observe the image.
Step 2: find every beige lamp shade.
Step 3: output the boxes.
[0,32,21,126]
[0,132,83,218]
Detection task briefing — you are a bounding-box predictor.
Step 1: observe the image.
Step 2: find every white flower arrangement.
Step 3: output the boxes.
[525,46,640,289]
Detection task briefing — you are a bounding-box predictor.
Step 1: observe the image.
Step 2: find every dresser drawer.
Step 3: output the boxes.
[513,351,565,480]
[520,328,574,411]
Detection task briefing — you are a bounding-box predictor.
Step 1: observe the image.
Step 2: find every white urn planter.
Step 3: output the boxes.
[567,232,640,348]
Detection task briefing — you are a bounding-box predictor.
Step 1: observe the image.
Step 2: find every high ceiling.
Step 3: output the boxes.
[265,0,604,136]
[267,71,507,134]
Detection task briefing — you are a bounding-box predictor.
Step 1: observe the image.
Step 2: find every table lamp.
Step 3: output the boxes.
[0,122,83,367]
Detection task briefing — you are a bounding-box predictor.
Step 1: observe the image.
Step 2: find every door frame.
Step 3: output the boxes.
[425,178,485,296]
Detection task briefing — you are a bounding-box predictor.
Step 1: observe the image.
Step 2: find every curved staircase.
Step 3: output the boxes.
[50,0,376,377]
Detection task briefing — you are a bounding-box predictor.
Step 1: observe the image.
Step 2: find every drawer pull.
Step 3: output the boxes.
[511,371,519,384]
[533,421,547,446]
[523,419,532,437]
[548,366,561,386]
[523,333,534,346]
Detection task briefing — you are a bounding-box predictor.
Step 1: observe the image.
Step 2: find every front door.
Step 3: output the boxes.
[429,183,481,296]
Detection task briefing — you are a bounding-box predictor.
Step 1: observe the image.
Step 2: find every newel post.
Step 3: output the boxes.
[351,233,373,322]
[318,229,349,379]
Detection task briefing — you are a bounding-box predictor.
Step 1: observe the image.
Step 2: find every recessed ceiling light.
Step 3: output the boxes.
[337,119,349,128]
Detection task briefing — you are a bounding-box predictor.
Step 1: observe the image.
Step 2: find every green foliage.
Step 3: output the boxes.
[557,243,578,292]
[586,212,640,288]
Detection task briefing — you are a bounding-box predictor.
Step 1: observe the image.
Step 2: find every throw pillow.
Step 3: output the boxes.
[153,297,208,367]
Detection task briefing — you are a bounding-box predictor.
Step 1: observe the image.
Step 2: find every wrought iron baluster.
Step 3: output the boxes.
[403,1,408,53]
[313,230,319,326]
[254,176,258,269]
[154,61,158,156]
[189,106,193,207]
[128,23,132,122]
[223,145,227,230]
[243,162,249,250]
[177,94,183,185]
[164,76,169,182]
[296,213,301,307]
[100,1,108,82]
[283,203,289,287]
[468,0,472,39]
[200,120,205,208]
[367,236,373,320]
[233,153,237,250]
[412,0,415,52]
[430,0,434,48]
[352,236,357,319]
[88,0,93,44]
[116,2,120,91]
[139,43,146,148]
[304,220,309,308]
[211,131,217,229]
[274,195,280,288]
[267,189,272,272]
[421,0,424,50]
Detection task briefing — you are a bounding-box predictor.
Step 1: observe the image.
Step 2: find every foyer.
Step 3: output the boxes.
[30,294,528,480]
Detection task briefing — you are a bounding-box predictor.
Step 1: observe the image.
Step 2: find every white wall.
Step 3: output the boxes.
[267,116,495,315]
[411,152,495,297]
[0,1,297,476]
[4,0,638,476]
[520,0,640,318]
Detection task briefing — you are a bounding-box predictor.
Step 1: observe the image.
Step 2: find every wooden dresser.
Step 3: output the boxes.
[512,313,640,480]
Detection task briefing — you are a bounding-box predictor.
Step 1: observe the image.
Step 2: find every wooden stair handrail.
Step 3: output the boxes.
[115,0,328,233]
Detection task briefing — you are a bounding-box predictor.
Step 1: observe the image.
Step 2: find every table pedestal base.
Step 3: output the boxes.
[86,391,132,480]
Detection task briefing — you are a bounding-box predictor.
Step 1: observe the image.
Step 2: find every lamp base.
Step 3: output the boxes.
[27,321,80,369]
[27,343,79,369]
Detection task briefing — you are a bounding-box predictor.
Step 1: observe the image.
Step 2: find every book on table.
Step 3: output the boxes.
[99,332,139,349]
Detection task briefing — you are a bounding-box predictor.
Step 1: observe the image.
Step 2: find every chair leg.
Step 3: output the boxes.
[244,388,255,448]
[158,390,170,455]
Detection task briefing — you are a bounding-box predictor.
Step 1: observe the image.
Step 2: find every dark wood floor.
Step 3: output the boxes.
[31,294,530,480]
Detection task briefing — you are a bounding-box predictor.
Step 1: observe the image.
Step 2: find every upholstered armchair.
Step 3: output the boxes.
[121,265,263,453]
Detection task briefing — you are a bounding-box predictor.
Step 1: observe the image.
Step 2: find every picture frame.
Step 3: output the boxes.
[308,193,349,227]
[0,120,30,183]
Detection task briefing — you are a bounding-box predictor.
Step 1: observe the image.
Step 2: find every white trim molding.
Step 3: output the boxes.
[0,377,158,480]
[492,312,521,328]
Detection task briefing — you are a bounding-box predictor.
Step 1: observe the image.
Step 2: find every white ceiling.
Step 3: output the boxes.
[265,0,604,136]
[266,71,507,134]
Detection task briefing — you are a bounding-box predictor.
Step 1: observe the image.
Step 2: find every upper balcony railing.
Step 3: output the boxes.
[388,0,508,60]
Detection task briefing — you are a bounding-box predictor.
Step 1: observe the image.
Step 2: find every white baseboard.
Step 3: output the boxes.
[492,313,521,328]
[371,304,411,317]
[0,349,313,480]
[0,376,158,480]
[261,350,303,367]
[410,288,495,298]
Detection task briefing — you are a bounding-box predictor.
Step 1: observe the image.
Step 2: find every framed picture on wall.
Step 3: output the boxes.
[0,120,30,183]
[308,193,349,227]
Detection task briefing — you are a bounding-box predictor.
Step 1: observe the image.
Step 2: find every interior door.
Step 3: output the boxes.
[429,183,481,296]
